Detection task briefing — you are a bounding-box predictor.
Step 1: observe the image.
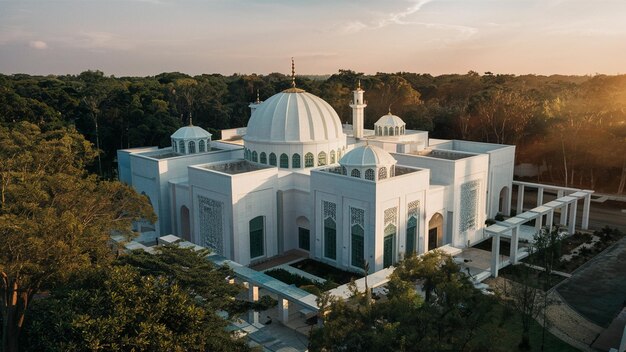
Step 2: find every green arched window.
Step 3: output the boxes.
[179,141,185,154]
[305,153,314,167]
[260,152,267,164]
[280,153,289,168]
[351,169,360,178]
[252,151,258,162]
[269,153,277,166]
[384,224,396,268]
[365,169,375,181]
[330,150,336,164]
[318,151,327,166]
[198,140,205,152]
[249,216,264,258]
[189,141,196,154]
[292,153,301,168]
[324,217,336,260]
[406,216,417,255]
[351,224,364,268]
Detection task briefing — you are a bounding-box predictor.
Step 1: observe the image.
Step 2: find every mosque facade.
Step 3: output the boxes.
[117,74,515,273]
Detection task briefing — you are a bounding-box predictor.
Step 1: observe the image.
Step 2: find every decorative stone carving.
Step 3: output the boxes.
[198,195,223,255]
[460,180,480,232]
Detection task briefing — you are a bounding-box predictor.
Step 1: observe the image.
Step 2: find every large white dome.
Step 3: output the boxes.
[244,89,344,144]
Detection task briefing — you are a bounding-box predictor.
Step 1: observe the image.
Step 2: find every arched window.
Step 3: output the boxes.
[384,224,396,268]
[243,148,248,160]
[324,217,336,260]
[280,153,289,168]
[330,150,336,164]
[292,153,301,168]
[179,140,185,154]
[365,169,375,181]
[384,126,388,136]
[351,169,361,178]
[249,216,264,258]
[401,126,405,134]
[389,128,394,136]
[341,166,347,175]
[198,140,205,152]
[378,167,387,180]
[305,153,314,167]
[390,165,395,177]
[172,140,177,152]
[260,152,267,164]
[395,126,399,135]
[188,141,196,154]
[318,151,327,166]
[206,139,211,150]
[337,149,341,160]
[351,224,364,268]
[406,216,417,255]
[252,151,258,162]
[269,153,277,166]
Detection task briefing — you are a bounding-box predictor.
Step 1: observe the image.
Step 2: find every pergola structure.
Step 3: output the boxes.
[486,187,593,278]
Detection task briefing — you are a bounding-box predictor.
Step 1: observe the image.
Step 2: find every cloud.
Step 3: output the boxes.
[29,40,48,49]
[339,0,434,33]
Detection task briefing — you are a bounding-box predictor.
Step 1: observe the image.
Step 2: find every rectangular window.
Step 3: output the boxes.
[324,219,336,260]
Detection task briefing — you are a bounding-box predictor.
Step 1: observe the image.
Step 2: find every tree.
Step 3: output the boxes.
[21,265,255,352]
[495,227,563,350]
[0,122,154,352]
[309,251,494,352]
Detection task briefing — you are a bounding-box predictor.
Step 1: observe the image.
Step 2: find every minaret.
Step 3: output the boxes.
[349,79,367,139]
[248,89,262,117]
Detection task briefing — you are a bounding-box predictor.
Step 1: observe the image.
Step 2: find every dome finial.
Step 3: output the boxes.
[357,79,361,89]
[256,89,260,103]
[291,57,296,88]
[189,112,193,126]
[388,105,392,115]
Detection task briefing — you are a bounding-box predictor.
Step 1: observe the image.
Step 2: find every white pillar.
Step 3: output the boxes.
[510,226,519,264]
[568,200,578,235]
[535,214,543,231]
[516,185,525,214]
[582,193,591,230]
[248,285,259,324]
[278,298,289,323]
[491,233,500,278]
[560,203,568,226]
[537,187,544,206]
[547,210,554,231]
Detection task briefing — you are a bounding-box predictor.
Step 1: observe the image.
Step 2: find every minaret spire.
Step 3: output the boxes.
[188,112,193,126]
[256,89,260,103]
[291,57,296,88]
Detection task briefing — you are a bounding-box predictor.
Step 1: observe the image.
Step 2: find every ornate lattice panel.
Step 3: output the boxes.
[350,207,365,227]
[198,195,223,255]
[460,180,480,232]
[407,200,420,219]
[384,207,398,226]
[323,201,336,220]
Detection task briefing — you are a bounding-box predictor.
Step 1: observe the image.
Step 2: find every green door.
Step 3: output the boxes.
[384,234,394,268]
[298,227,310,251]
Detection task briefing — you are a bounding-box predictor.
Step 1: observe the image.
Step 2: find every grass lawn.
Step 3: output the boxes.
[473,303,579,352]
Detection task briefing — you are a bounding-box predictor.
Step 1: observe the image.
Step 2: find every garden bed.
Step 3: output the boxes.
[290,259,364,285]
[264,268,338,295]
[498,264,566,291]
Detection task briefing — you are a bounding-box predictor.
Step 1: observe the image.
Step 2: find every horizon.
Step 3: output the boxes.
[1,0,626,76]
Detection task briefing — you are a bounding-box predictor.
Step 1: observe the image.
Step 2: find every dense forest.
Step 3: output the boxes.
[1,70,625,193]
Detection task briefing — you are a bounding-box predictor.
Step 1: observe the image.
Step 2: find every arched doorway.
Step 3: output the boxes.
[499,186,510,215]
[296,216,310,251]
[180,206,190,241]
[428,213,443,251]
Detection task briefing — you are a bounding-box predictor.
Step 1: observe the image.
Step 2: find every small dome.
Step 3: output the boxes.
[374,112,406,136]
[244,90,344,144]
[340,145,396,168]
[171,125,212,140]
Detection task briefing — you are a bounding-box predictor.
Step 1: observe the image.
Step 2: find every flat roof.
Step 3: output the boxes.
[412,149,475,160]
[149,147,223,159]
[200,160,274,175]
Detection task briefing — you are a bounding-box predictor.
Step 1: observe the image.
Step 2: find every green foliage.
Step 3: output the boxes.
[310,251,496,351]
[22,265,253,352]
[0,122,155,352]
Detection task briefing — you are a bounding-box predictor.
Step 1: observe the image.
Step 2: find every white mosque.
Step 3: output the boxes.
[117,68,516,273]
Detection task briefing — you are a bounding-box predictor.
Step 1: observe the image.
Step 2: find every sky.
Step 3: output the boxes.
[1,0,626,76]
